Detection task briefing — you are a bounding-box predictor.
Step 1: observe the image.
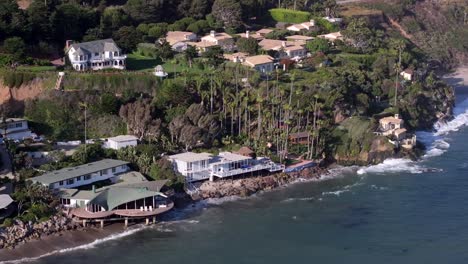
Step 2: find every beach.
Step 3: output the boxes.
[0,223,138,262]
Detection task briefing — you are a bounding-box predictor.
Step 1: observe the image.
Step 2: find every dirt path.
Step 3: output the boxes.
[388,17,414,40]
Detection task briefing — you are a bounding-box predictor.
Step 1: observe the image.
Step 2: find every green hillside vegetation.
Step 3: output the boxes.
[269,8,311,23]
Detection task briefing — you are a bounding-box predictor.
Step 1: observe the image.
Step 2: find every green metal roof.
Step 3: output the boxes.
[89,187,163,211]
[31,159,130,185]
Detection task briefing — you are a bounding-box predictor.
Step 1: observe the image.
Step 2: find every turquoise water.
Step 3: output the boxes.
[31,84,468,264]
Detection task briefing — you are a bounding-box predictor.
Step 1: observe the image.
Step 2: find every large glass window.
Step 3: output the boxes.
[67,179,74,185]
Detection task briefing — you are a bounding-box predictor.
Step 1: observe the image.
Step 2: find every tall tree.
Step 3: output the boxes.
[212,0,243,30]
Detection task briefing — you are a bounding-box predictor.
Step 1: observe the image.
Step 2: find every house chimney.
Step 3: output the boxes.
[65,40,74,50]
[246,30,250,38]
[395,114,400,119]
[281,41,287,48]
[310,19,315,26]
[210,30,216,37]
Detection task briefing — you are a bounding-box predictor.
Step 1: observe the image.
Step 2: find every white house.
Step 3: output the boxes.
[104,135,138,150]
[243,55,275,73]
[237,31,264,41]
[66,39,126,71]
[168,151,284,182]
[0,118,33,141]
[200,31,235,52]
[400,69,414,81]
[30,159,130,189]
[323,16,343,24]
[287,20,315,32]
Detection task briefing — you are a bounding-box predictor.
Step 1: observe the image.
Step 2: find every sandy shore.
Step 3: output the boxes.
[0,223,141,263]
[443,66,468,88]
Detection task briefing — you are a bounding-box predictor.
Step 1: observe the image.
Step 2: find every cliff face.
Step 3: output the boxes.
[0,79,45,114]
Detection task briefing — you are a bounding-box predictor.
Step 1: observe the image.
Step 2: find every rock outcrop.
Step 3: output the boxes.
[197,167,328,199]
[0,213,81,249]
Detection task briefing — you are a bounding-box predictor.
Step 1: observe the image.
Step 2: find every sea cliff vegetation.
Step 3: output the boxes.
[0,0,460,175]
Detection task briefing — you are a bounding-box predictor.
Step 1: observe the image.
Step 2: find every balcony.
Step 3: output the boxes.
[112,55,127,60]
[212,163,285,178]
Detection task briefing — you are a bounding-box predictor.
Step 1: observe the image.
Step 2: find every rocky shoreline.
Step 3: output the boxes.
[0,211,82,250]
[196,166,329,199]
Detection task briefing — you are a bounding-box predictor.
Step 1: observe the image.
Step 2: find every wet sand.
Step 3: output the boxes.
[0,223,140,263]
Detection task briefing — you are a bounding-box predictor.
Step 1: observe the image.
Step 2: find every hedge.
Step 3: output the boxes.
[269,8,311,23]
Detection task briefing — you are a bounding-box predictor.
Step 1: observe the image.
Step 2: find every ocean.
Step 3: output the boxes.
[8,69,468,264]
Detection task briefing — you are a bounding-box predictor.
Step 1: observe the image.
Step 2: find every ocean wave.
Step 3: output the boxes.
[3,226,147,264]
[281,197,315,203]
[322,189,350,196]
[205,195,250,205]
[357,158,425,175]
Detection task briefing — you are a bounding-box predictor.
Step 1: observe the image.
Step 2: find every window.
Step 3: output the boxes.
[84,174,91,180]
[121,165,126,169]
[15,123,22,128]
[76,176,81,181]
[59,181,64,186]
[95,52,99,56]
[112,167,116,173]
[101,169,108,175]
[187,162,192,170]
[67,179,74,185]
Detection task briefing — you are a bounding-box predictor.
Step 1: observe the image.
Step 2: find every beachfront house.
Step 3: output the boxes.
[66,39,126,71]
[0,118,33,141]
[104,135,138,150]
[0,183,14,220]
[375,114,417,149]
[59,174,173,223]
[287,20,315,32]
[30,159,130,189]
[200,31,235,52]
[243,55,275,73]
[168,151,284,183]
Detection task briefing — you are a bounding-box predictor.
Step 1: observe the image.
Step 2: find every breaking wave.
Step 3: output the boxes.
[3,226,147,264]
[357,158,425,175]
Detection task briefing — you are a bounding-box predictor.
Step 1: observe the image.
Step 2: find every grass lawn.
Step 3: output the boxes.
[16,65,56,72]
[126,53,161,71]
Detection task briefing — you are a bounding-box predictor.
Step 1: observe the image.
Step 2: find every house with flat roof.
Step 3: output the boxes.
[0,118,33,141]
[0,183,14,220]
[168,151,284,182]
[287,20,315,32]
[30,159,130,189]
[200,31,235,52]
[243,55,275,73]
[104,135,138,150]
[66,39,126,71]
[164,31,198,52]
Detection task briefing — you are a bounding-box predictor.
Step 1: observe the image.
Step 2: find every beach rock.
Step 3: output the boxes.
[0,210,75,250]
[197,167,328,199]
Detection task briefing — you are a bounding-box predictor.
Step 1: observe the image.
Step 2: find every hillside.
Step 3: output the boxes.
[348,0,468,68]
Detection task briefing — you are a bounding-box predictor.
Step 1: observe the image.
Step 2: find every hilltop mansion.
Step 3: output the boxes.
[66,39,126,71]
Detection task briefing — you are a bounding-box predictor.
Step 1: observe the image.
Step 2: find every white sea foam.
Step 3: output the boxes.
[281,197,315,203]
[357,158,425,175]
[205,195,249,205]
[322,189,350,196]
[3,226,147,264]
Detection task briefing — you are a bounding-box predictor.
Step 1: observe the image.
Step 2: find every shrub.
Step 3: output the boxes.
[269,8,311,23]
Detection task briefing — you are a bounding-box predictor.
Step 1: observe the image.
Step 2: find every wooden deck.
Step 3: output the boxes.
[71,202,174,219]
